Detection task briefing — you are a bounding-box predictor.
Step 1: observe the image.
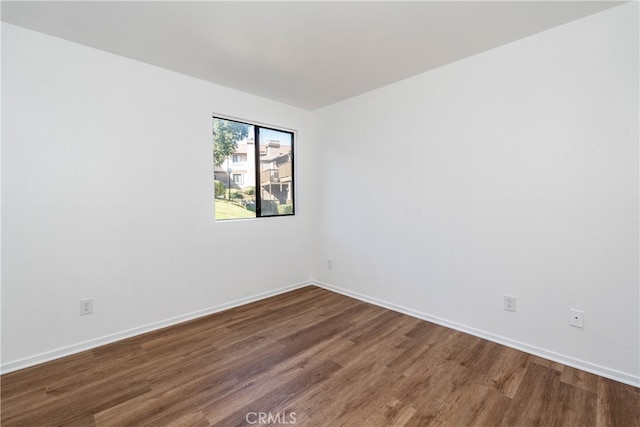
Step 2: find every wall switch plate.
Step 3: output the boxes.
[504,295,517,312]
[80,298,93,316]
[327,259,333,269]
[569,309,584,328]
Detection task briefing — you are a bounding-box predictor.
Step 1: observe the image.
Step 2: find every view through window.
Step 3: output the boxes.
[213,117,295,220]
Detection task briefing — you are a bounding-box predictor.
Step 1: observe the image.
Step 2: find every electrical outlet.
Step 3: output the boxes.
[80,298,93,316]
[327,259,333,269]
[569,309,584,328]
[504,295,517,312]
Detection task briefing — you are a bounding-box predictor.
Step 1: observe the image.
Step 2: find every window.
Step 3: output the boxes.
[213,116,295,220]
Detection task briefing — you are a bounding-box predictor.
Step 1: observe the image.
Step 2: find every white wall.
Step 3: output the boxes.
[2,23,314,369]
[312,4,639,384]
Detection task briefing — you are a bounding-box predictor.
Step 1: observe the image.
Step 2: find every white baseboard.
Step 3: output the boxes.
[312,280,640,388]
[1,280,312,375]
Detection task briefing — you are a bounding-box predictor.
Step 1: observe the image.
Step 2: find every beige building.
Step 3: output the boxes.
[214,137,293,206]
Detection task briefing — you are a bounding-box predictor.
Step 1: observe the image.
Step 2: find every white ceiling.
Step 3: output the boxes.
[1,1,625,110]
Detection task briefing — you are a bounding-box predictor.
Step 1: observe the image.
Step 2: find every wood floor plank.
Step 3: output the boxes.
[362,397,417,426]
[93,361,238,427]
[1,351,95,397]
[548,382,597,427]
[458,342,529,398]
[502,362,562,426]
[162,411,212,427]
[560,365,599,394]
[3,373,151,427]
[429,383,512,427]
[212,359,342,427]
[392,359,480,424]
[333,331,413,370]
[596,377,640,427]
[528,354,566,372]
[2,286,638,427]
[200,331,354,425]
[283,364,406,426]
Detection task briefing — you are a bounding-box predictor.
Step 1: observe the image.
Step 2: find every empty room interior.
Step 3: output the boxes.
[1,1,639,426]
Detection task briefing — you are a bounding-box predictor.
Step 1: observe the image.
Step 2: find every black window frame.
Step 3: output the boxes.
[213,115,295,220]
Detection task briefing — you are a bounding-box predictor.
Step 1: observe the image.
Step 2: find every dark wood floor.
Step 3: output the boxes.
[2,286,639,426]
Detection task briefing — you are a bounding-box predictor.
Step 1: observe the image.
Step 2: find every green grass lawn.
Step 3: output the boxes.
[215,199,255,220]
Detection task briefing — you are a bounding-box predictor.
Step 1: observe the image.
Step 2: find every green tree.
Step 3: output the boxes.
[214,180,226,198]
[213,119,249,167]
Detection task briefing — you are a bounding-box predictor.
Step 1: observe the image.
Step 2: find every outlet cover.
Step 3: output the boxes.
[569,309,584,328]
[80,298,93,316]
[504,295,517,312]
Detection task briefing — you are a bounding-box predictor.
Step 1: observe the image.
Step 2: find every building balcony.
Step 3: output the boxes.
[261,168,279,183]
[279,162,292,180]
